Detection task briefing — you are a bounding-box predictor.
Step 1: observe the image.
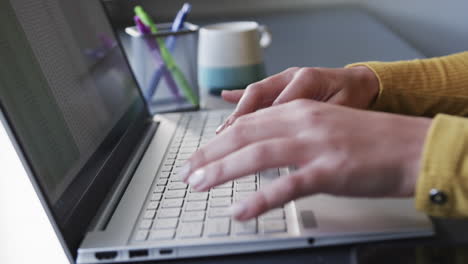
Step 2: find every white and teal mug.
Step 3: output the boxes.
[198,21,272,95]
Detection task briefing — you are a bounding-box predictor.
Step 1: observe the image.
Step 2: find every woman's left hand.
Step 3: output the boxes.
[181,100,431,221]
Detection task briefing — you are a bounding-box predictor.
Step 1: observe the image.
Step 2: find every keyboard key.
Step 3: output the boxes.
[174,160,187,167]
[210,198,231,208]
[170,173,185,182]
[205,218,230,237]
[178,222,203,238]
[234,219,257,235]
[160,165,173,172]
[236,190,255,197]
[260,209,284,220]
[179,147,197,153]
[185,201,207,211]
[135,230,149,241]
[236,175,256,183]
[180,142,198,148]
[165,190,186,199]
[168,182,188,190]
[153,219,178,229]
[153,186,165,193]
[261,220,286,233]
[188,192,208,201]
[236,183,257,192]
[211,189,232,198]
[166,154,177,159]
[158,208,181,218]
[172,167,182,174]
[161,199,184,208]
[143,210,156,219]
[234,196,247,203]
[149,229,175,240]
[150,193,162,201]
[182,211,205,222]
[260,169,279,186]
[177,153,192,160]
[159,172,170,179]
[156,179,168,186]
[208,208,231,218]
[139,220,152,229]
[147,201,159,210]
[214,181,233,189]
[168,148,179,154]
[164,159,175,166]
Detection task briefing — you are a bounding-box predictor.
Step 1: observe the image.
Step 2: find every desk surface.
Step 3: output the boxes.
[120,7,468,264]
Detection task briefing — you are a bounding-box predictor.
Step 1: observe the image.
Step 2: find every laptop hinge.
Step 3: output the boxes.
[88,120,159,231]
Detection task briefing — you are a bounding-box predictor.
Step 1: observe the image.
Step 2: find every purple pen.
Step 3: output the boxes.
[134,16,181,100]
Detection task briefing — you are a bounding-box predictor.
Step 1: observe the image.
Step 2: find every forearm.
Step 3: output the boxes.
[347,51,468,117]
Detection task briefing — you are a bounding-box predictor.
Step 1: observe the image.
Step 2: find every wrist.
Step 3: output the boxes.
[400,117,433,196]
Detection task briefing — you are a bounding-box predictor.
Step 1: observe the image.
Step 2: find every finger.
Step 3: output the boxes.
[273,68,326,105]
[186,137,305,191]
[183,115,289,183]
[221,90,244,103]
[217,67,299,134]
[231,166,330,220]
[183,101,310,182]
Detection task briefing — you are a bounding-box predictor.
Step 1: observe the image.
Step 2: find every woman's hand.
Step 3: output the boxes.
[182,100,431,221]
[216,66,380,133]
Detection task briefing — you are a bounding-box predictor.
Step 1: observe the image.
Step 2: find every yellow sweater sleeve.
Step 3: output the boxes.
[347,51,468,117]
[346,51,468,218]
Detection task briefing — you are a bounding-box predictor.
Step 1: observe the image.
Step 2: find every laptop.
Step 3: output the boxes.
[0,0,433,263]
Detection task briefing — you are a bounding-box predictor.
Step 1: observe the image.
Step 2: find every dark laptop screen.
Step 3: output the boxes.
[0,0,145,227]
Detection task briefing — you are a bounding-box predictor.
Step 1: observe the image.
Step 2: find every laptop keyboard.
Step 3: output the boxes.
[133,111,287,242]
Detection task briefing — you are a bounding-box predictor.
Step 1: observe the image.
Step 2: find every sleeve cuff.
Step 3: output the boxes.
[416,114,468,218]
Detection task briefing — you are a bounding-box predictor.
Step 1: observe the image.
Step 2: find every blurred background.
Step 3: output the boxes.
[104,0,468,58]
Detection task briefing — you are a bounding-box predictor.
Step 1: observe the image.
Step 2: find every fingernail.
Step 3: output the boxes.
[179,163,191,182]
[230,202,247,218]
[215,124,225,134]
[187,169,205,187]
[216,116,233,134]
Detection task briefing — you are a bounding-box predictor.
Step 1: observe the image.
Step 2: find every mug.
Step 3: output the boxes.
[198,21,272,95]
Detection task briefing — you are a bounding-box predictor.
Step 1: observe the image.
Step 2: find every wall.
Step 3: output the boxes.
[105,0,362,24]
[110,0,467,57]
[363,0,468,57]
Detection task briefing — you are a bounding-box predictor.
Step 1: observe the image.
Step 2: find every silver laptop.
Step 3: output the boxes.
[0,0,433,263]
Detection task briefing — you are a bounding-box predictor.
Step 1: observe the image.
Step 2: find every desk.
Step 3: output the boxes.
[118,7,468,264]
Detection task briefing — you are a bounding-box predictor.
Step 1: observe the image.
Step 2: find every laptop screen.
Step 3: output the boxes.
[0,0,146,229]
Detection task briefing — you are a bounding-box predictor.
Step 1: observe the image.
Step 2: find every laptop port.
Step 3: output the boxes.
[308,238,315,245]
[159,249,173,255]
[129,249,149,258]
[95,251,117,260]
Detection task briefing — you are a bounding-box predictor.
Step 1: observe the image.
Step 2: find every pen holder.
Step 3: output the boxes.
[124,22,199,113]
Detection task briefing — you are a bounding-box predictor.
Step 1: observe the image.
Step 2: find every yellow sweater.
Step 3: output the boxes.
[347,51,468,218]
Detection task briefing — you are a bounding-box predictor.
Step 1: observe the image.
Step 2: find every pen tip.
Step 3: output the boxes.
[183,3,192,12]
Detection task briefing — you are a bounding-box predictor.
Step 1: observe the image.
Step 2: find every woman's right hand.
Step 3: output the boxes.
[217,66,380,133]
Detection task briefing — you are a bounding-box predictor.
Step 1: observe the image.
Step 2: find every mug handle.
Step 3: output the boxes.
[258,25,272,48]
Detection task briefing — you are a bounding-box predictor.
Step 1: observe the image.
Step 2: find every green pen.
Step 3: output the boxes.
[135,6,198,106]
